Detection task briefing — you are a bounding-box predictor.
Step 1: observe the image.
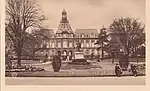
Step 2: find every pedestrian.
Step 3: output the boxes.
[115,64,122,77]
[131,64,137,77]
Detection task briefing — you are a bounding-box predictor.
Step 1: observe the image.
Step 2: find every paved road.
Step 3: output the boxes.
[6,76,145,85]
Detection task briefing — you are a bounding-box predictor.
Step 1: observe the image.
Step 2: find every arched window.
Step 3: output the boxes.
[63,50,67,56]
[80,34,82,38]
[86,34,89,37]
[82,34,84,37]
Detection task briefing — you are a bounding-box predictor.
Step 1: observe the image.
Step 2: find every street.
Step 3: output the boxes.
[5,76,145,85]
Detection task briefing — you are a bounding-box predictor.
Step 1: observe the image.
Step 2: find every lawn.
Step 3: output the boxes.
[5,59,145,77]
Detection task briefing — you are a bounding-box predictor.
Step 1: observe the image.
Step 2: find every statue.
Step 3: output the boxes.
[72,42,87,64]
[76,42,81,51]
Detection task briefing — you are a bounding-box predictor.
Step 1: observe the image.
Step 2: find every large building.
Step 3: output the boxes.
[36,10,100,60]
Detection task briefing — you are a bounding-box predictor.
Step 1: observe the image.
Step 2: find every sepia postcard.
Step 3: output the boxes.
[1,0,150,91]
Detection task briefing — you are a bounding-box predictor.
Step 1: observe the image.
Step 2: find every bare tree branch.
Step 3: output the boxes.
[5,0,45,66]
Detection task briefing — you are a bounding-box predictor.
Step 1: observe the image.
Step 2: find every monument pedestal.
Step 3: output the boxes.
[71,51,89,65]
[61,50,101,70]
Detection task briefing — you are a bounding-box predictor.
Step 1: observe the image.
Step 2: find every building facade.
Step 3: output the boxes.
[36,10,100,60]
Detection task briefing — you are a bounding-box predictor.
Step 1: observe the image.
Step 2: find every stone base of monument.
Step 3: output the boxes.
[70,51,90,65]
[61,51,102,70]
[61,51,91,69]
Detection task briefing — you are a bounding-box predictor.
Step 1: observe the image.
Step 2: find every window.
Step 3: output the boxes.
[92,40,95,47]
[69,42,72,48]
[92,49,94,53]
[46,43,49,48]
[52,42,55,48]
[58,42,61,48]
[81,42,83,47]
[80,34,82,38]
[43,43,47,48]
[82,34,84,37]
[52,50,55,55]
[86,40,89,47]
[79,39,81,43]
[91,33,94,37]
[71,34,73,37]
[63,41,67,48]
[86,34,89,37]
[86,49,89,55]
[63,34,67,38]
[95,49,98,55]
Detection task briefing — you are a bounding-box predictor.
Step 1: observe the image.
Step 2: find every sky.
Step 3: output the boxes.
[36,0,145,33]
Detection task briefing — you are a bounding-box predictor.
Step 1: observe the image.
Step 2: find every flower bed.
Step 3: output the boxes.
[5,66,45,77]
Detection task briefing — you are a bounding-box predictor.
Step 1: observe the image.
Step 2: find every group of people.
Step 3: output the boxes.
[115,64,137,77]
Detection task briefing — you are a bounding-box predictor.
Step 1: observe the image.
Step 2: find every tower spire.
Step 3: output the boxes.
[56,9,73,34]
[61,9,68,23]
[62,9,66,15]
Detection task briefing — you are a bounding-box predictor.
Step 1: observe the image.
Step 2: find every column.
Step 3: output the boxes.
[89,39,91,47]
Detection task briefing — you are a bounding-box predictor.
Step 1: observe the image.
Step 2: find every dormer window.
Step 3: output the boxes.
[91,33,94,37]
[86,34,89,37]
[82,34,84,37]
[80,34,82,38]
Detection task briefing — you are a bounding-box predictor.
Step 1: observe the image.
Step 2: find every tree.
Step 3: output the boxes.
[21,29,46,59]
[90,52,94,60]
[104,40,120,63]
[6,0,45,67]
[109,17,145,66]
[95,26,109,60]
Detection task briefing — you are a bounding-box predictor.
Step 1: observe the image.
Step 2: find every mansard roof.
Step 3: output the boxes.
[75,29,98,35]
[56,22,73,34]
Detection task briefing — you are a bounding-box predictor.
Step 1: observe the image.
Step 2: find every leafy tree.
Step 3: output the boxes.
[136,46,145,57]
[5,0,45,67]
[109,17,145,65]
[104,39,120,63]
